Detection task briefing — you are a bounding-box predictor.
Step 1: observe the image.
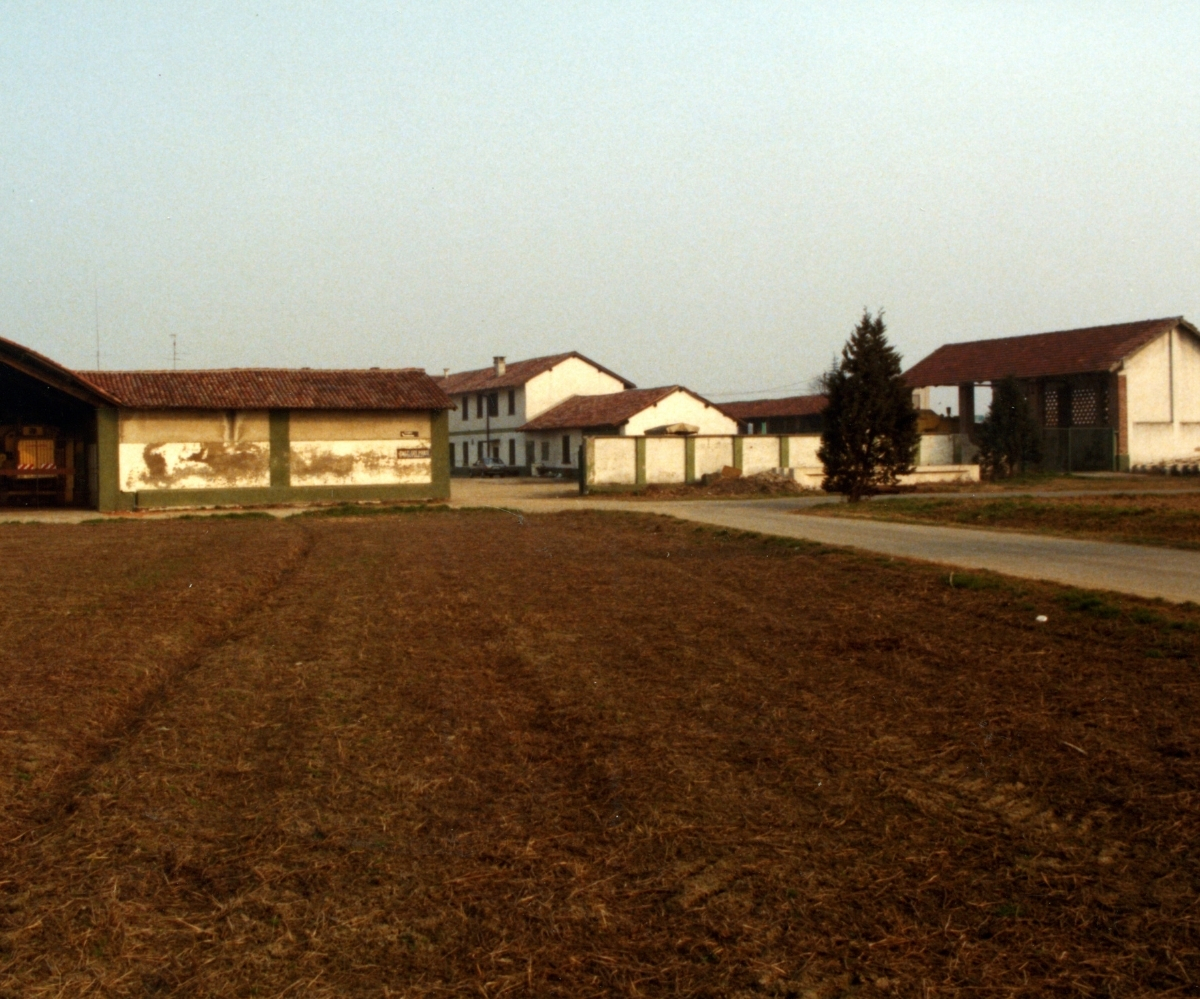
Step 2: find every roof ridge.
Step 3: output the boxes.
[926,316,1181,351]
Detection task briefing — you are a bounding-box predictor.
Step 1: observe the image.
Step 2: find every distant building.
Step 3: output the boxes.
[520,386,737,473]
[0,336,452,511]
[904,316,1200,471]
[719,394,827,435]
[438,353,634,473]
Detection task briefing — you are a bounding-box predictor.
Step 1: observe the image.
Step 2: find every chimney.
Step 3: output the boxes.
[493,356,506,377]
[443,368,450,378]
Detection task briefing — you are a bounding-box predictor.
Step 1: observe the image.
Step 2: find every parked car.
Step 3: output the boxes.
[470,456,517,478]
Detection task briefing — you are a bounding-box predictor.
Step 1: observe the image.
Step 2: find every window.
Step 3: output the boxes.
[562,435,571,464]
[508,438,516,466]
[462,395,470,420]
[463,441,470,465]
[1073,384,1101,426]
[540,441,550,461]
[526,440,535,466]
[487,393,499,417]
[507,389,515,415]
[449,443,456,467]
[476,394,484,419]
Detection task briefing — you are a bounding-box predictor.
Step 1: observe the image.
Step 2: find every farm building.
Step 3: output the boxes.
[904,317,1200,472]
[520,385,737,474]
[720,394,827,435]
[438,352,634,474]
[0,335,452,511]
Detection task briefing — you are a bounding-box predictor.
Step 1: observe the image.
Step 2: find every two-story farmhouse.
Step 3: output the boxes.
[904,316,1200,471]
[439,353,634,473]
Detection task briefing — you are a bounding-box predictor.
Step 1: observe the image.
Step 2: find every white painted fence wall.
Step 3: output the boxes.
[585,434,978,488]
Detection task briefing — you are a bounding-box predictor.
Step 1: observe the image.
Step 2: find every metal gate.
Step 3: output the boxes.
[1041,428,1115,472]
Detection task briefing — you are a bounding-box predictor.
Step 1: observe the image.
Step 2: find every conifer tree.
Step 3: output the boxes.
[977,376,1042,478]
[818,310,918,501]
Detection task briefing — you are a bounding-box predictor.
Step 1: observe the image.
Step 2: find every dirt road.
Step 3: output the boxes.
[454,480,1200,602]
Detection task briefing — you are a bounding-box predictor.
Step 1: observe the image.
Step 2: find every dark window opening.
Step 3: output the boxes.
[526,440,535,466]
[487,393,499,417]
[507,390,515,415]
[449,443,456,467]
[508,438,516,465]
[562,435,571,464]
[541,441,550,461]
[463,395,470,420]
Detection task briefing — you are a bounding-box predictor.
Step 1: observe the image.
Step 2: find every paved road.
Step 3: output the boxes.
[453,481,1200,603]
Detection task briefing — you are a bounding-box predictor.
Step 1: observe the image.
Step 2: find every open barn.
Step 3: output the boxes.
[0,336,452,511]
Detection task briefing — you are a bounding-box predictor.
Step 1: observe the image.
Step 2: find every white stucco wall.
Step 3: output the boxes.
[289,411,432,487]
[591,437,637,484]
[644,436,686,482]
[583,432,975,488]
[1125,326,1200,465]
[118,409,271,491]
[623,391,738,436]
[694,437,734,476]
[741,436,783,475]
[787,435,821,468]
[524,358,627,421]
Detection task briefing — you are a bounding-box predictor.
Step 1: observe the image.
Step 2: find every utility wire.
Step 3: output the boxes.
[700,380,815,400]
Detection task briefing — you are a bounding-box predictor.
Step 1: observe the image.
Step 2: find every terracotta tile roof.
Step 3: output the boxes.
[904,317,1191,386]
[520,386,691,431]
[437,352,635,394]
[0,335,121,405]
[77,368,453,411]
[719,394,827,421]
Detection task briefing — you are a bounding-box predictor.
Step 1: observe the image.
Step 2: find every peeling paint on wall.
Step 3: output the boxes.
[290,439,433,486]
[119,441,270,490]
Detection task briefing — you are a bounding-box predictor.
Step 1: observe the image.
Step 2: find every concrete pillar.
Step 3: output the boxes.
[958,383,975,437]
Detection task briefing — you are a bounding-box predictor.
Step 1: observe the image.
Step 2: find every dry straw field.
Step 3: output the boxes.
[0,509,1197,997]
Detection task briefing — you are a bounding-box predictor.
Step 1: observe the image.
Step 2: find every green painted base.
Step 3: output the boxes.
[1117,454,1131,472]
[125,482,450,510]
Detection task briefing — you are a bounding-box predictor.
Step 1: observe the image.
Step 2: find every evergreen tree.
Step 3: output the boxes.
[818,310,919,501]
[977,376,1042,478]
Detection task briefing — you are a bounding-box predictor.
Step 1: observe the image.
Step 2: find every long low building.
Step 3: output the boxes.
[0,336,452,511]
[519,385,738,473]
[719,394,827,435]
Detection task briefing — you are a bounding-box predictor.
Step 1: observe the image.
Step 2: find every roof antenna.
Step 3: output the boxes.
[171,334,178,370]
[94,278,100,369]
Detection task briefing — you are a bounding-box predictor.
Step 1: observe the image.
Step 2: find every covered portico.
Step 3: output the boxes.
[0,337,116,508]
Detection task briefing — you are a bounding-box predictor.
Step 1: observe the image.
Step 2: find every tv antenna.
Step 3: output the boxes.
[171,334,178,370]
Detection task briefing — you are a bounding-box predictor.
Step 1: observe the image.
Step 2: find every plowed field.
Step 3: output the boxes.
[0,511,1197,997]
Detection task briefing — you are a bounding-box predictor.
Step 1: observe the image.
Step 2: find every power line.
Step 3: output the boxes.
[700,380,814,400]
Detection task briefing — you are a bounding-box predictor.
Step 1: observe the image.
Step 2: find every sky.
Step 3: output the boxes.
[2,2,1198,400]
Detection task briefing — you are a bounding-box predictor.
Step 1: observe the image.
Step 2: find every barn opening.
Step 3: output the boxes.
[0,349,101,509]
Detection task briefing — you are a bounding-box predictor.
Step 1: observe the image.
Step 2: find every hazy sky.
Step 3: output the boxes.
[2,3,1198,398]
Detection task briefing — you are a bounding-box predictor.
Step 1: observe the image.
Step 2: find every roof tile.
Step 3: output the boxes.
[719,394,827,421]
[520,387,684,430]
[437,352,635,394]
[78,368,453,411]
[904,317,1188,386]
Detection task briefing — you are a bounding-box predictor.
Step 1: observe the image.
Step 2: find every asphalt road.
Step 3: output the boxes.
[453,481,1200,603]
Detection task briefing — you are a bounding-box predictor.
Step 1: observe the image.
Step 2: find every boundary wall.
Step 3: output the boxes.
[583,434,978,490]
